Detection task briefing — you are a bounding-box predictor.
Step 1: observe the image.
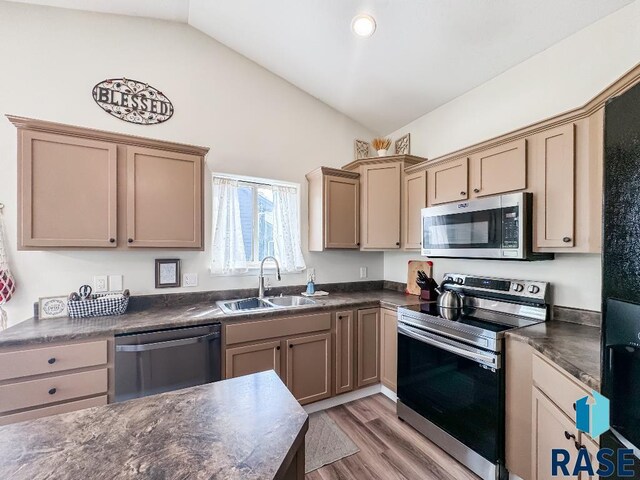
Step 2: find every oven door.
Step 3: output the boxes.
[397,323,504,464]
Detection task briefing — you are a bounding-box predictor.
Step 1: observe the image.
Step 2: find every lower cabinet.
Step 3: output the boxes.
[225,340,282,379]
[380,308,398,392]
[335,310,355,395]
[285,333,332,405]
[356,308,380,388]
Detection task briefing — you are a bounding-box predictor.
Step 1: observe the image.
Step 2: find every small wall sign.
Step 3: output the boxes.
[92,78,174,125]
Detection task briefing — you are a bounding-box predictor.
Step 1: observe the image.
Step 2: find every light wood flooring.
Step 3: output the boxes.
[306,394,480,480]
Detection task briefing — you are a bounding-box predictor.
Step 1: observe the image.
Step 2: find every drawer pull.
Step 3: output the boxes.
[473,188,480,193]
[48,388,57,395]
[460,191,466,196]
[47,358,56,365]
[563,237,572,243]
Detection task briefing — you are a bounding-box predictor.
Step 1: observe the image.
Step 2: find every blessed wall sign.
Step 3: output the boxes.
[92,78,174,125]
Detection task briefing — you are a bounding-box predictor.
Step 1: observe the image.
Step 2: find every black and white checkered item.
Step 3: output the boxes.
[68,293,129,319]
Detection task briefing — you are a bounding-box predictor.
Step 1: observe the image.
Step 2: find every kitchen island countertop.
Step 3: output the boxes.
[0,371,308,480]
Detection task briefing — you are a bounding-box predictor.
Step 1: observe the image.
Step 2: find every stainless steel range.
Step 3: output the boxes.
[397,273,550,480]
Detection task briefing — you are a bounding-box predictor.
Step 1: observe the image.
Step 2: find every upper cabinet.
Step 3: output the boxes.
[18,130,118,248]
[126,147,203,248]
[427,157,468,205]
[306,167,360,251]
[402,170,427,250]
[9,116,208,250]
[469,138,527,197]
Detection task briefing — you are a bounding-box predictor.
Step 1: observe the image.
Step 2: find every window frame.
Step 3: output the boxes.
[211,172,302,273]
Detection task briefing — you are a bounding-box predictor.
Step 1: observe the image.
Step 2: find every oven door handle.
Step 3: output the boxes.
[398,324,499,369]
[115,332,220,353]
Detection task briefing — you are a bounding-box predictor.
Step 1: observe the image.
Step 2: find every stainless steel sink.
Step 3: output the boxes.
[264,295,316,307]
[217,295,315,314]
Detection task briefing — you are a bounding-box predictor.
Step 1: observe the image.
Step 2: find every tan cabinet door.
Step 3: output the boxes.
[325,175,359,248]
[579,435,600,480]
[380,308,397,392]
[285,333,331,405]
[126,146,203,248]
[360,163,401,249]
[19,130,117,248]
[470,139,527,197]
[356,308,380,387]
[531,124,576,248]
[532,387,580,480]
[402,170,427,249]
[335,310,354,395]
[225,340,282,379]
[427,158,469,205]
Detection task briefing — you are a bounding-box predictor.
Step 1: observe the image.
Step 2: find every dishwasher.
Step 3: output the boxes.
[114,323,221,402]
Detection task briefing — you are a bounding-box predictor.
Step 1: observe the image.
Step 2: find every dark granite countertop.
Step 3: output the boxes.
[0,290,422,347]
[507,321,602,391]
[0,371,307,480]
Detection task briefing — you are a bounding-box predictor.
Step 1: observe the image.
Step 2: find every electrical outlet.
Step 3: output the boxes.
[183,273,198,287]
[360,267,368,279]
[108,275,123,292]
[93,275,108,293]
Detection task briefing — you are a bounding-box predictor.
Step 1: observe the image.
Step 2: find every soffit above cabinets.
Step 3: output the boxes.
[7,0,634,133]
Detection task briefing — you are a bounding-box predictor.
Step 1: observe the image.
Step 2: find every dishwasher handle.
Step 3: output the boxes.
[116,331,220,353]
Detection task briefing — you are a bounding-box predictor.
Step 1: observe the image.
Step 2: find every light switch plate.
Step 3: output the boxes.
[93,275,108,293]
[183,273,198,287]
[108,275,123,292]
[360,267,368,279]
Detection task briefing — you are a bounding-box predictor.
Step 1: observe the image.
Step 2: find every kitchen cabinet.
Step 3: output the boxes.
[356,308,380,387]
[126,146,203,248]
[306,167,360,251]
[402,170,427,250]
[359,162,402,249]
[9,115,208,250]
[285,332,332,405]
[380,308,398,392]
[225,340,282,379]
[469,138,527,197]
[427,158,469,205]
[335,310,354,394]
[530,123,576,249]
[17,130,118,248]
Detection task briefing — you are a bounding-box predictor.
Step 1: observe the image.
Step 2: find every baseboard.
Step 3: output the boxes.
[303,384,381,414]
[380,385,397,402]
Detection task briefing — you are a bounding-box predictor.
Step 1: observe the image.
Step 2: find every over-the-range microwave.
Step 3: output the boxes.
[421,192,553,260]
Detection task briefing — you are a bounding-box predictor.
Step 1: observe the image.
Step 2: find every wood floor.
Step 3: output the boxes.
[306,394,480,480]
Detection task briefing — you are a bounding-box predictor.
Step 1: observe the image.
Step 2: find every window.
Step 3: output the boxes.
[210,173,306,275]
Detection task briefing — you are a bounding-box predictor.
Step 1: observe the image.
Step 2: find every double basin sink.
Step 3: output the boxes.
[217,295,316,314]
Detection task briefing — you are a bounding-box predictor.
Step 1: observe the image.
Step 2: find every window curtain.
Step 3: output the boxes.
[210,177,248,275]
[272,185,306,273]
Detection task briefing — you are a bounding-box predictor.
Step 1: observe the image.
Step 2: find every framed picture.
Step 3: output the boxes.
[354,139,371,160]
[155,259,181,288]
[38,296,69,319]
[395,133,411,155]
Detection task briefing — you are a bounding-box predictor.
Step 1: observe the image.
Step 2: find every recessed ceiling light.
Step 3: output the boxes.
[351,14,376,38]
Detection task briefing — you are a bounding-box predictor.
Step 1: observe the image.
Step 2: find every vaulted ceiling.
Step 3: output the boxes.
[8,0,635,132]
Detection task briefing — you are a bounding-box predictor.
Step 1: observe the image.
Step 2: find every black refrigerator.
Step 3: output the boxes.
[602,79,640,477]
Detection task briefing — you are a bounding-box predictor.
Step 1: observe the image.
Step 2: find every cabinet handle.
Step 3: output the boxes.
[460,191,466,196]
[48,388,57,395]
[396,242,400,246]
[128,238,134,244]
[47,358,56,365]
[289,344,293,349]
[563,237,572,243]
[575,442,585,451]
[338,315,343,319]
[109,238,115,243]
[276,346,280,350]
[564,431,576,441]
[573,402,576,411]
[357,242,360,246]
[473,188,480,193]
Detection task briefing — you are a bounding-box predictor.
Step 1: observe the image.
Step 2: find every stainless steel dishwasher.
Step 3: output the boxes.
[115,323,221,402]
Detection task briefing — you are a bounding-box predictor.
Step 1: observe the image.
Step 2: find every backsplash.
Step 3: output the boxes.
[552,305,601,327]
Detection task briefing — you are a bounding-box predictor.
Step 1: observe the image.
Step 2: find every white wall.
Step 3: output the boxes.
[384,0,640,311]
[0,2,382,326]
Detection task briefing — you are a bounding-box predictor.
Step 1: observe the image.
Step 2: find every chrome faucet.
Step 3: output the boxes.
[258,256,281,298]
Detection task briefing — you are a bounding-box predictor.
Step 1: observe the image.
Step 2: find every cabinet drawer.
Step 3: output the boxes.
[0,395,107,426]
[532,353,591,420]
[0,368,108,414]
[0,340,108,382]
[225,313,331,345]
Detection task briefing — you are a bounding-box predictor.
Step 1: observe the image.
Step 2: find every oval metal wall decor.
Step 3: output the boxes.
[92,78,174,125]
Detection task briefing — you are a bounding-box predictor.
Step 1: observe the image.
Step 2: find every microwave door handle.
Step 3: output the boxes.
[116,331,221,353]
[398,324,498,368]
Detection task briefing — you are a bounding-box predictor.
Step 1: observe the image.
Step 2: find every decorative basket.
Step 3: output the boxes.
[68,292,129,319]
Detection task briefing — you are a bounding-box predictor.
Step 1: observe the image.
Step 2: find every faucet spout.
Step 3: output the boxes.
[258,256,281,298]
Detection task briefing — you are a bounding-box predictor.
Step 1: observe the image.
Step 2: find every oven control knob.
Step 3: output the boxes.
[446,276,454,282]
[513,283,524,292]
[528,285,540,294]
[455,277,464,285]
